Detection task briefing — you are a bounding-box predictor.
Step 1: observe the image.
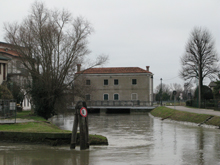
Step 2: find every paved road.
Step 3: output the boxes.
[166,106,220,117]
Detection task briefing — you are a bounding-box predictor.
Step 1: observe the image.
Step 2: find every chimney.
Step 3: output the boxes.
[146,66,149,71]
[77,64,81,72]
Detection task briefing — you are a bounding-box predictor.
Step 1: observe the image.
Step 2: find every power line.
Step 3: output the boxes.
[163,76,180,81]
[154,76,180,82]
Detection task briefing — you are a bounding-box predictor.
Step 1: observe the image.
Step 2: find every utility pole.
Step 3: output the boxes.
[160,78,162,106]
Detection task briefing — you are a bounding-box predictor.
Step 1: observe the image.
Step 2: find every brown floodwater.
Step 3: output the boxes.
[1,113,220,165]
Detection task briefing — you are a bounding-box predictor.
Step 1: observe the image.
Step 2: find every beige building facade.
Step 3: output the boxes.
[75,65,153,105]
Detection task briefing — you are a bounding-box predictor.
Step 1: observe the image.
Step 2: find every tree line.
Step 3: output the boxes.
[154,82,214,103]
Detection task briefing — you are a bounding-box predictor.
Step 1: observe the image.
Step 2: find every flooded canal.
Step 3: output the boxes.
[1,113,220,164]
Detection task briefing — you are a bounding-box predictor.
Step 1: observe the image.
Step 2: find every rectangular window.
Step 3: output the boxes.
[86,80,91,85]
[85,94,91,101]
[114,94,119,100]
[114,79,118,85]
[104,79,108,85]
[131,93,137,100]
[132,79,137,85]
[104,94,109,100]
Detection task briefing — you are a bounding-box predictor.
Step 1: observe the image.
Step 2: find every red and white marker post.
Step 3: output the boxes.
[80,107,88,117]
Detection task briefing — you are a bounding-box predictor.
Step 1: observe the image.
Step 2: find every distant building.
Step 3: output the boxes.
[209,81,217,91]
[0,42,31,110]
[75,64,154,106]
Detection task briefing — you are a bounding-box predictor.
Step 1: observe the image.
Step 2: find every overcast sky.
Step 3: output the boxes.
[0,0,219,89]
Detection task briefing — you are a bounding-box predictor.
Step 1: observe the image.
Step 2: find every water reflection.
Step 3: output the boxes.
[1,113,220,164]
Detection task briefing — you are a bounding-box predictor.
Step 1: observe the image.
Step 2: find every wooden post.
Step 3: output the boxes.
[84,101,89,149]
[70,102,80,149]
[70,112,79,149]
[70,101,89,150]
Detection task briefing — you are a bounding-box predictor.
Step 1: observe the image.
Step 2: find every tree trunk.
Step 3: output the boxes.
[70,112,79,149]
[198,63,202,108]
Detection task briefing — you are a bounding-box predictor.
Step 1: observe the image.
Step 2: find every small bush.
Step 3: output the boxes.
[186,100,192,106]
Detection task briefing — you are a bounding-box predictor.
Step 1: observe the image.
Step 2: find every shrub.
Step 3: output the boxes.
[186,99,192,106]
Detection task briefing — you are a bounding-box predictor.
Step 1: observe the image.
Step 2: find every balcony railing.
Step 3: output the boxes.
[86,100,153,107]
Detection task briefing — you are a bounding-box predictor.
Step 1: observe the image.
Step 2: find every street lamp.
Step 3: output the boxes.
[160,78,162,106]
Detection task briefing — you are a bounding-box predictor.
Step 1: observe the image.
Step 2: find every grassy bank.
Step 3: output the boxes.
[1,111,70,133]
[0,111,108,145]
[150,106,220,127]
[16,111,47,122]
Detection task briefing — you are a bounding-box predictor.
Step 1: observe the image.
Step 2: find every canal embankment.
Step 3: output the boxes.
[0,131,108,146]
[0,111,108,146]
[150,106,220,128]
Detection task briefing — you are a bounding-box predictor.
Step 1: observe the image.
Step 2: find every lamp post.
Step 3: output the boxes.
[160,78,162,106]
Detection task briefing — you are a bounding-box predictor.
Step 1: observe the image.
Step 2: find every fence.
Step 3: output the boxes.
[0,99,17,122]
[186,99,220,110]
[86,100,154,107]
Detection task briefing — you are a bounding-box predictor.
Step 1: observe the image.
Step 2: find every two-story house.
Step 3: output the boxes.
[0,42,31,110]
[75,64,154,106]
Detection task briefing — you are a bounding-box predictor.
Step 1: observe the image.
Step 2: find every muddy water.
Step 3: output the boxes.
[1,113,220,165]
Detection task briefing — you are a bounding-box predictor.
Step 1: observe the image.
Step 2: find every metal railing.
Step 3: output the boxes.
[86,100,153,107]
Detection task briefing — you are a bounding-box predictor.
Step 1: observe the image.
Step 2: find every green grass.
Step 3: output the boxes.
[0,111,71,133]
[0,122,71,133]
[15,111,47,121]
[150,106,175,118]
[206,116,220,126]
[151,106,217,125]
[89,134,108,145]
[0,111,108,146]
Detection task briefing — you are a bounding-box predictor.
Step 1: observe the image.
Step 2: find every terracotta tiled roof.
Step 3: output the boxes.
[0,42,13,47]
[0,48,19,57]
[78,67,151,74]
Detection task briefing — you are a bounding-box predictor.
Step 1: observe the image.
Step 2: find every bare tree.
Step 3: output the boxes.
[73,75,96,101]
[179,27,219,107]
[183,82,193,100]
[4,2,107,119]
